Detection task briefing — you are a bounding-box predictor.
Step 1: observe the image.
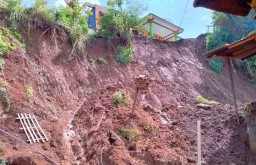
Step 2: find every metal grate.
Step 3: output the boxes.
[17,113,48,144]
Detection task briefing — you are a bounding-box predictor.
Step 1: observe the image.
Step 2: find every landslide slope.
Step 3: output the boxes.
[0,31,256,165]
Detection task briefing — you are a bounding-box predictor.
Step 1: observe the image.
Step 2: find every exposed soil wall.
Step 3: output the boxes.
[0,30,255,164]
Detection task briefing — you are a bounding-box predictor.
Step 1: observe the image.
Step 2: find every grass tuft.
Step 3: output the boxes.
[112,90,129,107]
[120,128,138,141]
[196,95,218,104]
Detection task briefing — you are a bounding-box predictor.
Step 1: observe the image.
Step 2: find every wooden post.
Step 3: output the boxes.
[131,88,138,116]
[227,58,240,125]
[197,120,201,165]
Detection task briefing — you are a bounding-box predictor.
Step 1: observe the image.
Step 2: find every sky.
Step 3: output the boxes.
[27,0,213,38]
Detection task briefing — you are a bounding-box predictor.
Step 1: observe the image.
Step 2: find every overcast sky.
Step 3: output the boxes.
[33,0,212,38]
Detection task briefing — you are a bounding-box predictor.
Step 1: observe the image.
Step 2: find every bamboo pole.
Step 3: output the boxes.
[227,58,240,125]
[197,120,201,165]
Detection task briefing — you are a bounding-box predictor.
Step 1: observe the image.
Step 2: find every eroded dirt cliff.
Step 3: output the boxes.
[0,31,256,165]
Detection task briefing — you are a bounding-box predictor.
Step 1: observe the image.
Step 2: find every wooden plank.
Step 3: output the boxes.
[233,47,256,59]
[197,120,201,165]
[227,58,240,125]
[20,113,36,143]
[17,113,32,144]
[33,114,48,141]
[24,113,40,143]
[228,36,256,49]
[29,114,45,143]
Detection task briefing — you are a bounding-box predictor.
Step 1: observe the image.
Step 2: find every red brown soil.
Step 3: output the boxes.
[0,31,256,165]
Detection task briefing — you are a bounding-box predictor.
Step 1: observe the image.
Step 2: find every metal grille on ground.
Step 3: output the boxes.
[17,113,48,144]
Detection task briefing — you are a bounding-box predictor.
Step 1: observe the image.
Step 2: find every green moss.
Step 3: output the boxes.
[196,95,218,104]
[120,128,138,141]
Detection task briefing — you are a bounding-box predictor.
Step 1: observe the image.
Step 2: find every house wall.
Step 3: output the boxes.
[88,8,96,30]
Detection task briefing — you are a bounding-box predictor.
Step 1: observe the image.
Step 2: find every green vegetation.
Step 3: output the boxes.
[206,11,256,79]
[143,124,155,133]
[120,128,138,141]
[0,78,10,113]
[99,0,146,45]
[26,85,33,97]
[0,25,24,70]
[0,0,146,63]
[112,90,130,107]
[0,27,14,56]
[100,0,146,64]
[114,46,133,65]
[196,95,218,105]
[0,0,93,55]
[209,58,224,74]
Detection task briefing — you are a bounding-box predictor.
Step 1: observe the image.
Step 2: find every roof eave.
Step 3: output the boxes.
[193,0,251,17]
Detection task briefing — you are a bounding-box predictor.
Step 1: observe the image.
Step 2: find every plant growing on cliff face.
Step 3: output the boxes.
[112,90,129,107]
[99,0,146,46]
[209,58,224,74]
[196,95,218,104]
[120,128,138,141]
[1,0,92,56]
[114,46,133,65]
[143,124,155,133]
[26,86,33,98]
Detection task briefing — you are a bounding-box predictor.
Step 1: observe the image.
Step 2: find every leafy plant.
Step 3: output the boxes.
[196,95,218,104]
[0,27,15,57]
[120,128,138,141]
[99,0,146,46]
[26,85,33,97]
[56,0,92,54]
[112,90,129,107]
[114,46,133,64]
[209,58,224,74]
